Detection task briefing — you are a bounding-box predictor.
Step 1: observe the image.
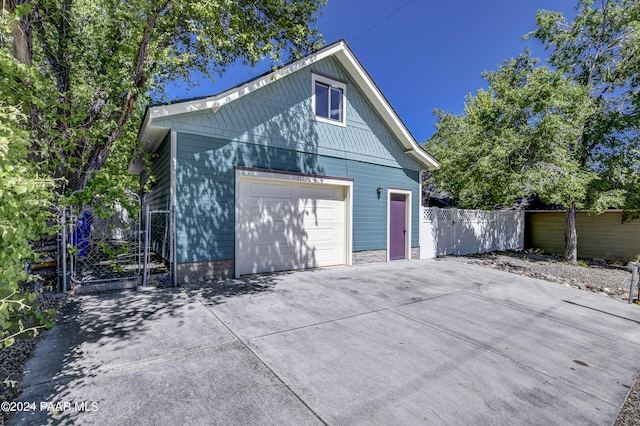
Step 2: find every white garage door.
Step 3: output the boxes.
[236,176,348,276]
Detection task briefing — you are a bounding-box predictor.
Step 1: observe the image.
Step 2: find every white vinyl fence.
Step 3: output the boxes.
[420,207,524,259]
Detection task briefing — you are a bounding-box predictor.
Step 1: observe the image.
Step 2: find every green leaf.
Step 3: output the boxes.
[15,3,33,19]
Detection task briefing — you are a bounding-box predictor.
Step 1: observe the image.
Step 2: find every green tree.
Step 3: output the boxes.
[0,19,56,346]
[531,0,640,255]
[426,0,639,264]
[427,54,596,264]
[0,0,324,346]
[3,0,325,195]
[0,104,56,347]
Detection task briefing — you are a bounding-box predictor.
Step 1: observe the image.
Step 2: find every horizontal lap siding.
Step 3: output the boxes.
[143,133,171,210]
[347,160,420,250]
[525,211,640,261]
[168,55,426,264]
[155,56,422,171]
[175,135,234,264]
[176,133,420,263]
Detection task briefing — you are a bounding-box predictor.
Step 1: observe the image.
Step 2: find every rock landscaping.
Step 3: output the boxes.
[462,250,635,301]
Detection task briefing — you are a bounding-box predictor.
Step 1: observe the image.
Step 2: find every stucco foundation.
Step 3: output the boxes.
[411,247,420,260]
[177,260,235,283]
[353,248,421,264]
[179,248,422,282]
[353,250,387,264]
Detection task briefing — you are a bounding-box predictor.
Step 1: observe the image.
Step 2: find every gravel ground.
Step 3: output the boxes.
[459,250,639,425]
[0,294,63,425]
[618,377,640,426]
[462,250,635,300]
[1,254,638,424]
[0,336,40,424]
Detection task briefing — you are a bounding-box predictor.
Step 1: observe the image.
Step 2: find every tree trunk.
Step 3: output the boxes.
[564,203,578,264]
[11,3,32,66]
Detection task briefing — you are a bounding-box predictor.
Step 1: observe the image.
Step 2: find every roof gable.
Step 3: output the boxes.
[134,40,439,172]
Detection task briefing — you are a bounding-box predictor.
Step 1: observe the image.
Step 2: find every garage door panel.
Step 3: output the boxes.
[237,178,348,276]
[313,251,343,265]
[250,231,291,246]
[301,200,343,212]
[297,185,342,200]
[248,243,295,256]
[310,241,344,255]
[302,215,343,229]
[250,219,288,234]
[301,203,343,225]
[244,244,341,274]
[247,247,298,273]
[249,181,292,198]
[304,227,343,241]
[248,203,299,218]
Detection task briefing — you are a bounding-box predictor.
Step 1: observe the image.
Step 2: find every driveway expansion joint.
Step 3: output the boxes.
[13,259,638,425]
[184,286,329,426]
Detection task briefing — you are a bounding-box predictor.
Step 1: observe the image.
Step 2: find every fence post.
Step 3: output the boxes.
[420,207,437,259]
[451,208,458,255]
[630,263,638,304]
[517,210,524,250]
[142,205,150,287]
[494,211,501,252]
[475,210,482,254]
[419,207,425,259]
[171,205,178,288]
[68,207,74,284]
[431,206,438,258]
[61,208,68,293]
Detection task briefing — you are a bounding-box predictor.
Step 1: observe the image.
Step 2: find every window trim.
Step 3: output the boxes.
[312,73,347,127]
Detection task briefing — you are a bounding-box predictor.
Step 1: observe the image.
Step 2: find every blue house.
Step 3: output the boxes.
[131,40,439,281]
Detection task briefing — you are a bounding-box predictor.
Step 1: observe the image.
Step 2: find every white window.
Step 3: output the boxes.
[312,73,346,126]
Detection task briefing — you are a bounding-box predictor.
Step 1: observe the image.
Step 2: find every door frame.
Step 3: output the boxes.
[387,189,412,262]
[234,167,353,278]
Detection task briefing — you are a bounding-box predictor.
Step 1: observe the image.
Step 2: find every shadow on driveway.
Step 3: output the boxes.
[10,259,640,425]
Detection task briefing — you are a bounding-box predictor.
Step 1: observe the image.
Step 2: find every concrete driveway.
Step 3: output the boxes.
[10,258,640,425]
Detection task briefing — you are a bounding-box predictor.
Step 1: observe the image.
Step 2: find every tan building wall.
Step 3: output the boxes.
[525,211,640,261]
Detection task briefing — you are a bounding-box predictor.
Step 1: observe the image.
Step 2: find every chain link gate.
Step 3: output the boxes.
[141,205,177,288]
[60,192,176,291]
[63,192,142,287]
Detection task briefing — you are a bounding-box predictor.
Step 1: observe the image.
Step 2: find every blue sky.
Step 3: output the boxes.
[168,1,578,142]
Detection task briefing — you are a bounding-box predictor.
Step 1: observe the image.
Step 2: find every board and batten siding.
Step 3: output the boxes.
[525,211,640,261]
[175,133,420,264]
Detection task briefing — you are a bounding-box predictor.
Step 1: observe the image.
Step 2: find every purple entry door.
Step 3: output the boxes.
[389,193,407,260]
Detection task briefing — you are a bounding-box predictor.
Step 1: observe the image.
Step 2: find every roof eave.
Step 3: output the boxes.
[134,42,348,163]
[130,108,170,174]
[333,45,439,170]
[135,40,440,171]
[143,42,346,125]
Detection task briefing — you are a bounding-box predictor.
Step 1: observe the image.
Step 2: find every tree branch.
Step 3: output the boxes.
[75,0,171,190]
